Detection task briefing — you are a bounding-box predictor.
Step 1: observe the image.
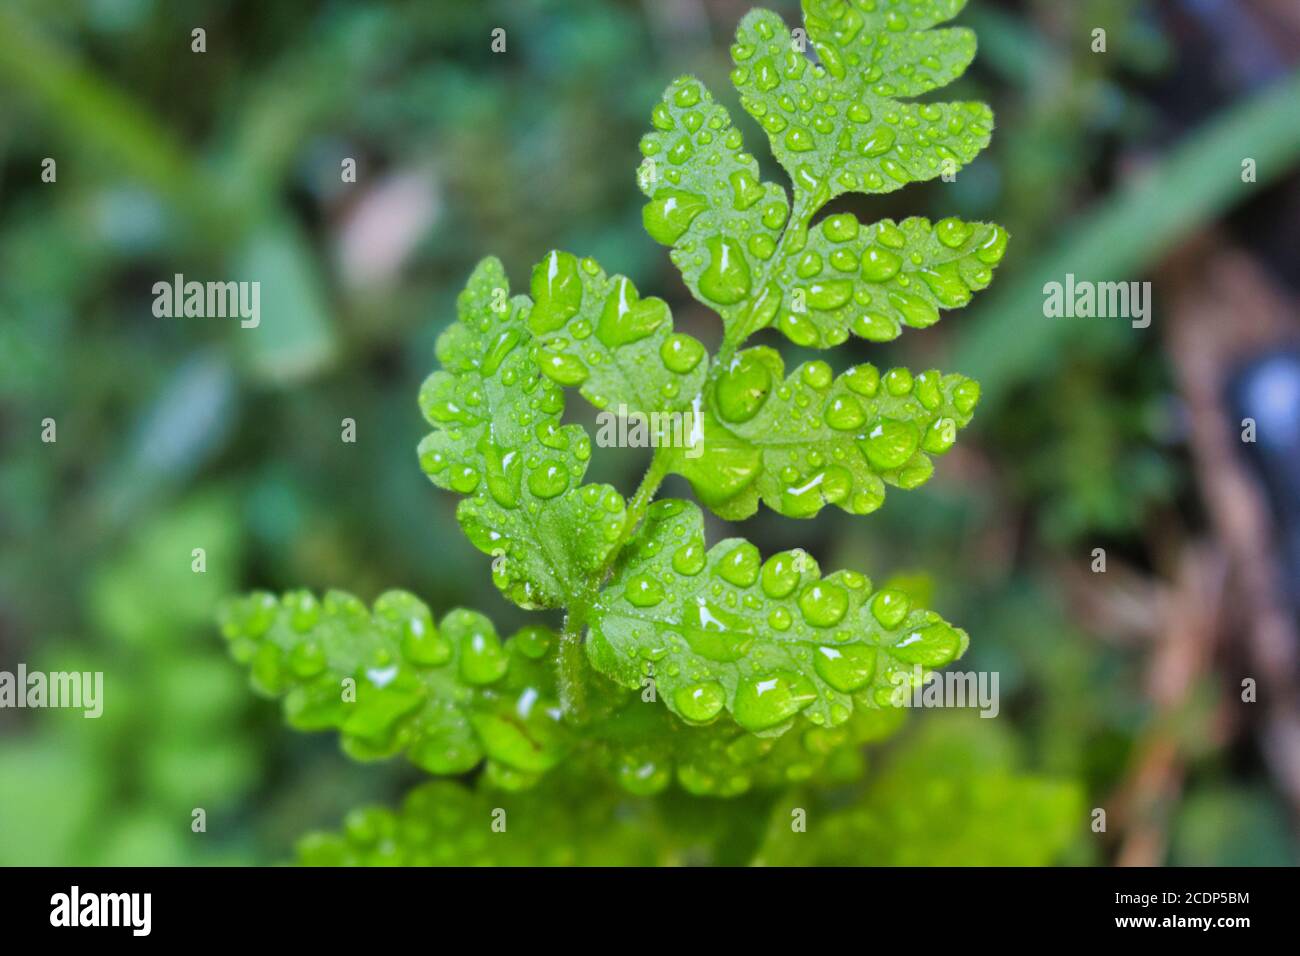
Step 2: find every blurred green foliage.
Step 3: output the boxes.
[2,0,1298,865]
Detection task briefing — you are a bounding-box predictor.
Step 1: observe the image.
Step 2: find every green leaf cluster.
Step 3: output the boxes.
[220,1,1075,866]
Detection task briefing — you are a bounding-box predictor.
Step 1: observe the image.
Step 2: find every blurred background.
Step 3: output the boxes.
[1,0,1299,866]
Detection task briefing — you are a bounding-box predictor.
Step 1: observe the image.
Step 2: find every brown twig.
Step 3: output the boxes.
[1162,237,1300,831]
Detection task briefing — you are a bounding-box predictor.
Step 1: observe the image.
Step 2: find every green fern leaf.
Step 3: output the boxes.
[663,350,979,519]
[590,689,906,796]
[586,498,967,734]
[219,589,569,780]
[771,213,1007,348]
[637,77,790,341]
[529,250,710,417]
[226,1,1024,866]
[629,3,1005,524]
[297,778,663,867]
[755,717,1084,865]
[416,257,627,608]
[735,2,992,206]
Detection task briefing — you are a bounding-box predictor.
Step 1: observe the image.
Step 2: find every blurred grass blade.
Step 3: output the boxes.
[954,68,1300,406]
[233,220,338,383]
[0,9,227,236]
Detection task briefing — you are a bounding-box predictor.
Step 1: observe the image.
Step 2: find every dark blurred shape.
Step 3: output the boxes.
[1229,349,1300,614]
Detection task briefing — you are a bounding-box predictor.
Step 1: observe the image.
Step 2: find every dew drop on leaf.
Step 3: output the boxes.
[813,644,876,693]
[674,681,726,723]
[733,671,817,732]
[697,235,753,305]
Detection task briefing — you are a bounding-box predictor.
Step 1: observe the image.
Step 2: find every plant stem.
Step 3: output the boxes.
[717,195,816,364]
[552,193,818,719]
[558,446,671,721]
[552,197,816,722]
[611,446,672,559]
[556,608,590,723]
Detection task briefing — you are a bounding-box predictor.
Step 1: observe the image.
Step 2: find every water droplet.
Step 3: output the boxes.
[861,246,902,282]
[748,233,776,260]
[801,361,833,389]
[860,418,919,471]
[715,351,772,423]
[881,158,909,183]
[977,224,1008,264]
[667,137,694,164]
[875,221,906,249]
[527,460,569,499]
[674,681,725,722]
[883,367,914,396]
[890,622,961,666]
[779,310,819,346]
[529,251,583,334]
[616,755,671,795]
[785,126,816,152]
[729,169,765,210]
[672,539,706,575]
[535,348,589,386]
[852,311,900,341]
[887,290,939,328]
[781,469,847,517]
[822,214,859,243]
[642,189,707,245]
[762,201,789,231]
[935,217,973,249]
[806,279,853,311]
[813,644,876,692]
[843,364,880,397]
[401,618,450,667]
[869,589,911,629]
[512,625,552,660]
[698,236,752,305]
[673,81,701,107]
[760,551,803,598]
[923,416,957,454]
[860,126,896,156]
[483,441,522,509]
[797,252,824,279]
[919,265,971,308]
[951,380,980,417]
[597,277,668,348]
[289,639,326,677]
[846,102,873,124]
[471,698,566,773]
[458,627,509,685]
[449,464,481,493]
[681,598,755,662]
[624,573,665,607]
[717,542,760,587]
[481,328,522,376]
[731,41,755,62]
[797,582,849,627]
[286,591,320,632]
[733,672,817,732]
[824,395,866,431]
[660,333,705,374]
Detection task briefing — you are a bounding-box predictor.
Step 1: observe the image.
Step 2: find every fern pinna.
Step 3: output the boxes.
[220,0,1014,864]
